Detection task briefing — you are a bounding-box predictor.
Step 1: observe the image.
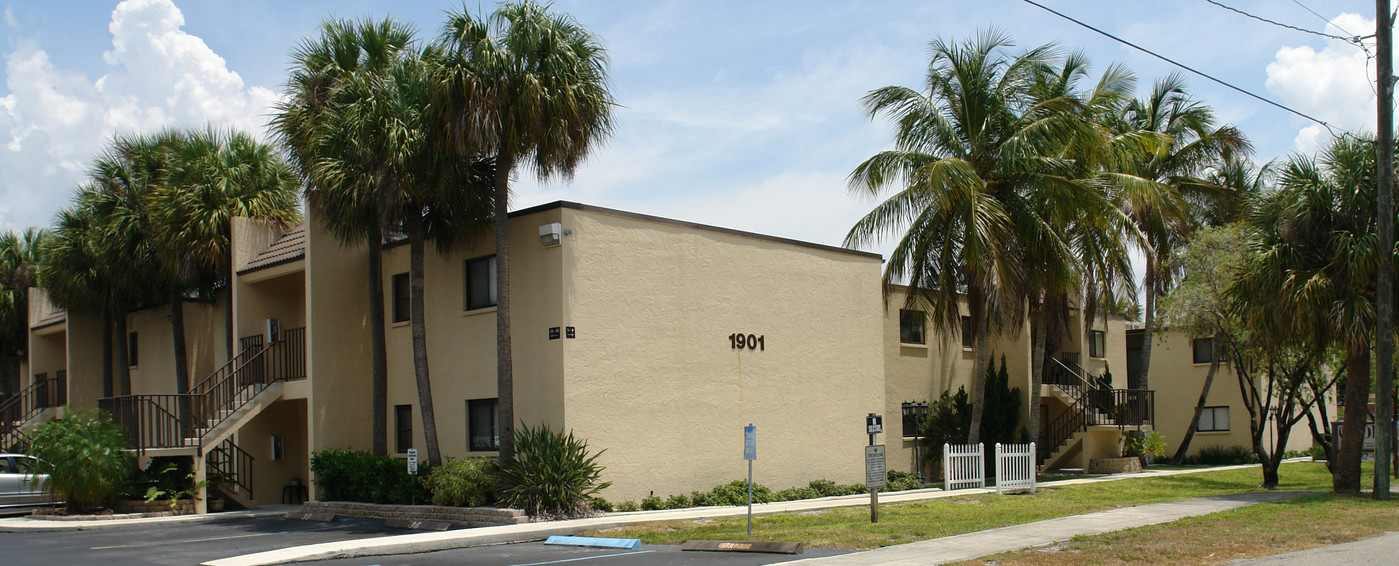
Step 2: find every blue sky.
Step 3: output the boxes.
[0,0,1383,265]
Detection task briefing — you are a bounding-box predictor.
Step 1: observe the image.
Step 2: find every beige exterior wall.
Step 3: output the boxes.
[27,291,66,391]
[560,207,885,501]
[1149,331,1320,458]
[304,215,374,468]
[234,399,309,507]
[64,311,105,410]
[124,296,227,395]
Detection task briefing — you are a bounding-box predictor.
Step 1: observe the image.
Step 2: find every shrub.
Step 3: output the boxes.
[497,424,610,517]
[808,479,865,497]
[121,456,193,500]
[920,387,972,479]
[424,458,496,507]
[1187,445,1258,466]
[664,493,691,509]
[616,500,640,512]
[705,479,772,505]
[27,408,129,514]
[640,495,664,510]
[883,470,924,492]
[1122,431,1168,463]
[310,449,421,504]
[588,497,613,512]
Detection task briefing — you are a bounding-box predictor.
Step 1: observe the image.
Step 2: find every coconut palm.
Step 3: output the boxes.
[273,18,414,457]
[1233,135,1394,494]
[437,1,615,457]
[1105,74,1251,392]
[846,30,1118,444]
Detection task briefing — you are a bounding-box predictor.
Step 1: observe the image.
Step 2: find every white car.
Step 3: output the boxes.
[0,453,51,507]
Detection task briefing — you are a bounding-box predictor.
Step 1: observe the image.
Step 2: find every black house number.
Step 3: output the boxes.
[728,333,765,351]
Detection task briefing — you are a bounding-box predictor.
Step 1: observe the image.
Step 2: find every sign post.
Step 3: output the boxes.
[865,414,885,523]
[406,448,419,505]
[743,424,757,538]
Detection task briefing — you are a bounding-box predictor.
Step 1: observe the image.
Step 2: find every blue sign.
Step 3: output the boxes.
[743,424,757,461]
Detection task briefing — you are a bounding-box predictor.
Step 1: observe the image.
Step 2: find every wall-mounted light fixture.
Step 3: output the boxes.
[539,222,563,247]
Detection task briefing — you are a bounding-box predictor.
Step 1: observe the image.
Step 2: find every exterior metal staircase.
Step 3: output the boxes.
[0,373,65,452]
[1038,358,1154,470]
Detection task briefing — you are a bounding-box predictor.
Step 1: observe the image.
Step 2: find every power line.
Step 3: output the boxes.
[1020,0,1344,138]
[1289,0,1361,38]
[1205,0,1359,43]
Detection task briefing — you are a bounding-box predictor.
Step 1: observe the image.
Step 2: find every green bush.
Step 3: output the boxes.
[27,408,130,514]
[424,458,496,507]
[588,497,613,512]
[883,470,924,491]
[664,493,691,509]
[640,495,664,510]
[121,456,192,500]
[497,424,611,517]
[920,386,972,479]
[1122,431,1168,462]
[808,479,866,497]
[1186,445,1258,466]
[773,486,819,501]
[310,449,422,504]
[616,500,639,512]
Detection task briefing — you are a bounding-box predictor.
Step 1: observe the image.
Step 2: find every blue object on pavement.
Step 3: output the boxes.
[543,535,642,549]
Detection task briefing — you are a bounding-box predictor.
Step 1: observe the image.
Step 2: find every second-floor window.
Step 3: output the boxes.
[1088,330,1106,359]
[392,273,410,323]
[899,310,925,344]
[1192,337,1216,364]
[465,255,497,311]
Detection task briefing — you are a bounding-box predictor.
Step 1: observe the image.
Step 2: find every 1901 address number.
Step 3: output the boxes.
[728,333,765,351]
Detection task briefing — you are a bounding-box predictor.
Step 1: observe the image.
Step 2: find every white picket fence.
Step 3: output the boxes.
[943,442,985,491]
[995,442,1037,495]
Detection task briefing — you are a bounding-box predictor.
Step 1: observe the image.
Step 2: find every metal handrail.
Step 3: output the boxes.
[1,375,64,450]
[207,438,255,498]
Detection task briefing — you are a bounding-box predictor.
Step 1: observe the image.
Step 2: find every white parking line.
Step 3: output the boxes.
[509,550,655,566]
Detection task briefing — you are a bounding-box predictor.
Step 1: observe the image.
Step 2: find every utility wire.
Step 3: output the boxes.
[1289,0,1364,39]
[1206,0,1360,42]
[1021,0,1343,138]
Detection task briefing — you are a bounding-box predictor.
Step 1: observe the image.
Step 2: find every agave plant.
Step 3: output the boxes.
[496,423,610,517]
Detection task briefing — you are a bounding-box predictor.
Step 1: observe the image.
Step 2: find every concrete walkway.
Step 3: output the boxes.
[785,491,1310,565]
[201,462,1292,566]
[0,504,299,533]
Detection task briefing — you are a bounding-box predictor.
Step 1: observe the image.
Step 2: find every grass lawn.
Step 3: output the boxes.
[583,462,1388,551]
[962,491,1399,565]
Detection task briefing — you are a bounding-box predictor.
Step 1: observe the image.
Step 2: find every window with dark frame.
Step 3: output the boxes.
[129,332,139,367]
[1192,338,1215,364]
[394,404,412,453]
[464,256,498,311]
[467,398,500,452]
[899,310,925,344]
[961,316,973,349]
[1198,406,1230,432]
[392,273,410,323]
[1088,330,1106,358]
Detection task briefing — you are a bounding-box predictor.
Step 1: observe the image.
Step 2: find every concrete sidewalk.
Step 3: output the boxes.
[785,491,1311,565]
[201,462,1292,566]
[0,504,299,532]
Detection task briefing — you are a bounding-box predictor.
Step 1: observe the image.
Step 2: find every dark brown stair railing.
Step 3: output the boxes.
[206,438,254,499]
[1,374,65,450]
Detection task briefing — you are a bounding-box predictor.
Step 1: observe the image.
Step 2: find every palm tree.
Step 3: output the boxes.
[846,30,1108,444]
[273,18,414,458]
[1234,135,1394,494]
[437,1,615,457]
[1106,74,1250,392]
[0,228,42,396]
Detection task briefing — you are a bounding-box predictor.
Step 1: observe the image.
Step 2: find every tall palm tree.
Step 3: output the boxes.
[0,228,42,396]
[437,1,615,457]
[1106,74,1250,392]
[1234,135,1394,494]
[273,18,414,458]
[846,30,1105,444]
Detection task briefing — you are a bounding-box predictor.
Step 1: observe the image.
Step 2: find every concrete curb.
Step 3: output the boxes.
[203,461,1285,566]
[0,505,298,533]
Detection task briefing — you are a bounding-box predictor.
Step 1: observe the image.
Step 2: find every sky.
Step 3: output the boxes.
[0,0,1386,270]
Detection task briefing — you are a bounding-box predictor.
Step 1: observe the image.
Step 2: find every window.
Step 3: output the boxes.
[270,435,285,461]
[465,256,498,311]
[899,310,925,344]
[128,332,139,367]
[394,404,412,453]
[961,316,973,349]
[468,398,500,452]
[1198,406,1230,432]
[392,273,410,323]
[1088,330,1106,359]
[1192,338,1216,364]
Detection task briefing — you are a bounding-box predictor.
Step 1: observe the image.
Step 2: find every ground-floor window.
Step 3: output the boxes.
[468,398,499,452]
[395,404,412,453]
[1198,406,1230,432]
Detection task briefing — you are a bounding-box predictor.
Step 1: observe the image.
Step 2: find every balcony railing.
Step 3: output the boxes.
[1,373,66,450]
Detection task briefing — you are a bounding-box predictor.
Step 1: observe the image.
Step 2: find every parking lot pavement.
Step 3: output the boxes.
[304,540,851,566]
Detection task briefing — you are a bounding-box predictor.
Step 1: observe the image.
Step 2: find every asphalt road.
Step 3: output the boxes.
[304,540,851,566]
[1229,531,1399,565]
[2,515,391,565]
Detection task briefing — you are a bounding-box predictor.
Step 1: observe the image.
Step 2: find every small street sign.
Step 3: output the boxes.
[866,413,883,435]
[865,445,887,488]
[743,425,757,461]
[407,448,419,476]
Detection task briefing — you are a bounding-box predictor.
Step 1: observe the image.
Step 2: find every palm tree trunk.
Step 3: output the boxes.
[1139,260,1156,391]
[367,236,389,457]
[406,214,442,466]
[116,310,131,395]
[1171,356,1220,465]
[224,277,234,363]
[494,147,516,459]
[1028,297,1048,444]
[169,285,190,396]
[101,311,113,398]
[967,310,990,445]
[1335,347,1371,494]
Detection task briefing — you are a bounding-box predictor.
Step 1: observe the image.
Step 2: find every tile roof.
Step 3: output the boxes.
[238,224,306,275]
[31,309,65,330]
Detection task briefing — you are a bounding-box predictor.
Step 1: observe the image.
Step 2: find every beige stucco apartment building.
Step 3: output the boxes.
[6,200,1325,511]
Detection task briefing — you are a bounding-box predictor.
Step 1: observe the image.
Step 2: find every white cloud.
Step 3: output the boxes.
[1264,12,1378,153]
[0,0,276,230]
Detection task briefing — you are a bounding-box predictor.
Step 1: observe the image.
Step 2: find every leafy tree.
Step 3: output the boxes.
[26,408,129,514]
[982,354,1023,446]
[0,228,41,396]
[919,386,971,479]
[437,1,616,457]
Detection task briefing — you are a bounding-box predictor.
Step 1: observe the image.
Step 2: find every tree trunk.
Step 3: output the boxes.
[1335,347,1371,494]
[406,214,442,466]
[1028,297,1047,444]
[116,311,131,396]
[102,311,113,398]
[1138,260,1156,391]
[1171,356,1220,465]
[1305,408,1335,473]
[967,313,990,445]
[367,236,389,457]
[169,285,190,396]
[494,148,516,459]
[224,277,234,363]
